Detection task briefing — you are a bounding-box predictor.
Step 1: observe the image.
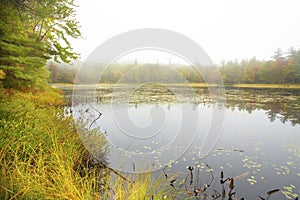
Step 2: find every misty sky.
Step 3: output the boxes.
[72,0,300,65]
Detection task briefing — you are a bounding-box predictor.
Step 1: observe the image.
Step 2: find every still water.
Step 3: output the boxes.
[67,84,300,199]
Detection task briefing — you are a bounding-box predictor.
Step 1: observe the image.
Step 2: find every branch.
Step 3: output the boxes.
[37,21,60,42]
[37,20,44,42]
[87,102,103,130]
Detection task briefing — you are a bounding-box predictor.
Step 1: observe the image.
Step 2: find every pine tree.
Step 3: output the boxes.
[0,0,81,88]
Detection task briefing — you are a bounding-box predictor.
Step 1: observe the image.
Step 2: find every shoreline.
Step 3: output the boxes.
[51,83,300,89]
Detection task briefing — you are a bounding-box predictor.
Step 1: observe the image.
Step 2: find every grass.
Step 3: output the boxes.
[0,87,179,200]
[101,173,176,200]
[232,83,300,89]
[0,87,108,199]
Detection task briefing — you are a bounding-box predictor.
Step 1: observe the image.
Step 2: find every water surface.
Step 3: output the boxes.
[67,85,300,199]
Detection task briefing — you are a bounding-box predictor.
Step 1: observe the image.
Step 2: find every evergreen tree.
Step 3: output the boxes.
[0,0,81,88]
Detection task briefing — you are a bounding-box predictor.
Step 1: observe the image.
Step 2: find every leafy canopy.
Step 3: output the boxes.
[0,0,81,88]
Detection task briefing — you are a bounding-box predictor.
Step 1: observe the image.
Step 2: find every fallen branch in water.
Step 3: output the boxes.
[86,102,103,130]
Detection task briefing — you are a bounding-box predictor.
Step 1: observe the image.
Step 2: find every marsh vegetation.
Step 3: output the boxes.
[63,83,300,199]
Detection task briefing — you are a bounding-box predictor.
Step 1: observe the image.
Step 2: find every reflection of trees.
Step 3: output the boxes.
[223,88,300,126]
[128,87,300,126]
[67,86,300,126]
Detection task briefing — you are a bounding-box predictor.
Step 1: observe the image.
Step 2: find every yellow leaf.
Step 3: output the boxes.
[0,70,5,79]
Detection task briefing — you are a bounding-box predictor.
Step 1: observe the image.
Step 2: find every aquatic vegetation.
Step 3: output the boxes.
[68,84,300,199]
[282,185,299,199]
[284,144,300,158]
[64,84,300,125]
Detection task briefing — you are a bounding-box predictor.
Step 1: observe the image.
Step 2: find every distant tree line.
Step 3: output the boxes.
[48,61,76,84]
[219,48,300,84]
[48,48,300,85]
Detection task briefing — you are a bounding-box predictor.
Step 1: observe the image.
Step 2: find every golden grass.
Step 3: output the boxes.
[0,88,176,200]
[233,84,300,89]
[102,173,176,200]
[0,88,106,199]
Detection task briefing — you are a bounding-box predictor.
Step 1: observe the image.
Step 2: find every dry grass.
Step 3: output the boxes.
[233,83,300,89]
[0,88,107,199]
[0,88,176,200]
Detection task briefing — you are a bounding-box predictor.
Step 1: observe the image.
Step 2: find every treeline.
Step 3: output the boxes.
[48,61,76,84]
[48,48,300,85]
[219,48,300,84]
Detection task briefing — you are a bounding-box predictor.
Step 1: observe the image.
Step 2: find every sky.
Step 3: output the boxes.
[71,0,300,65]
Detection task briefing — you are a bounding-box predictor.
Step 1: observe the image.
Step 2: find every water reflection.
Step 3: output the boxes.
[222,88,300,126]
[68,85,300,125]
[67,85,300,199]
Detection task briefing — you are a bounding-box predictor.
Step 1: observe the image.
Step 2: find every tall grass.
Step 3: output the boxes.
[0,87,108,199]
[0,87,177,200]
[233,83,300,89]
[101,172,178,200]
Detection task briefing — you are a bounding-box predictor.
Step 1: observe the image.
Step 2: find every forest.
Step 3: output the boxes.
[48,47,300,85]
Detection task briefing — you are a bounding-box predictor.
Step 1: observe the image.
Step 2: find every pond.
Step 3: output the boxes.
[65,84,300,199]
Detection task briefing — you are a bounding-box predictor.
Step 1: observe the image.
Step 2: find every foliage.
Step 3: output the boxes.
[219,49,300,84]
[48,61,76,84]
[0,0,81,89]
[48,48,300,85]
[0,70,5,79]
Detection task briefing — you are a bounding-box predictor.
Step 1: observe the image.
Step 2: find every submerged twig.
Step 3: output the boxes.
[188,166,194,185]
[162,165,168,178]
[170,179,176,188]
[87,102,103,130]
[258,188,280,200]
[205,163,214,187]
